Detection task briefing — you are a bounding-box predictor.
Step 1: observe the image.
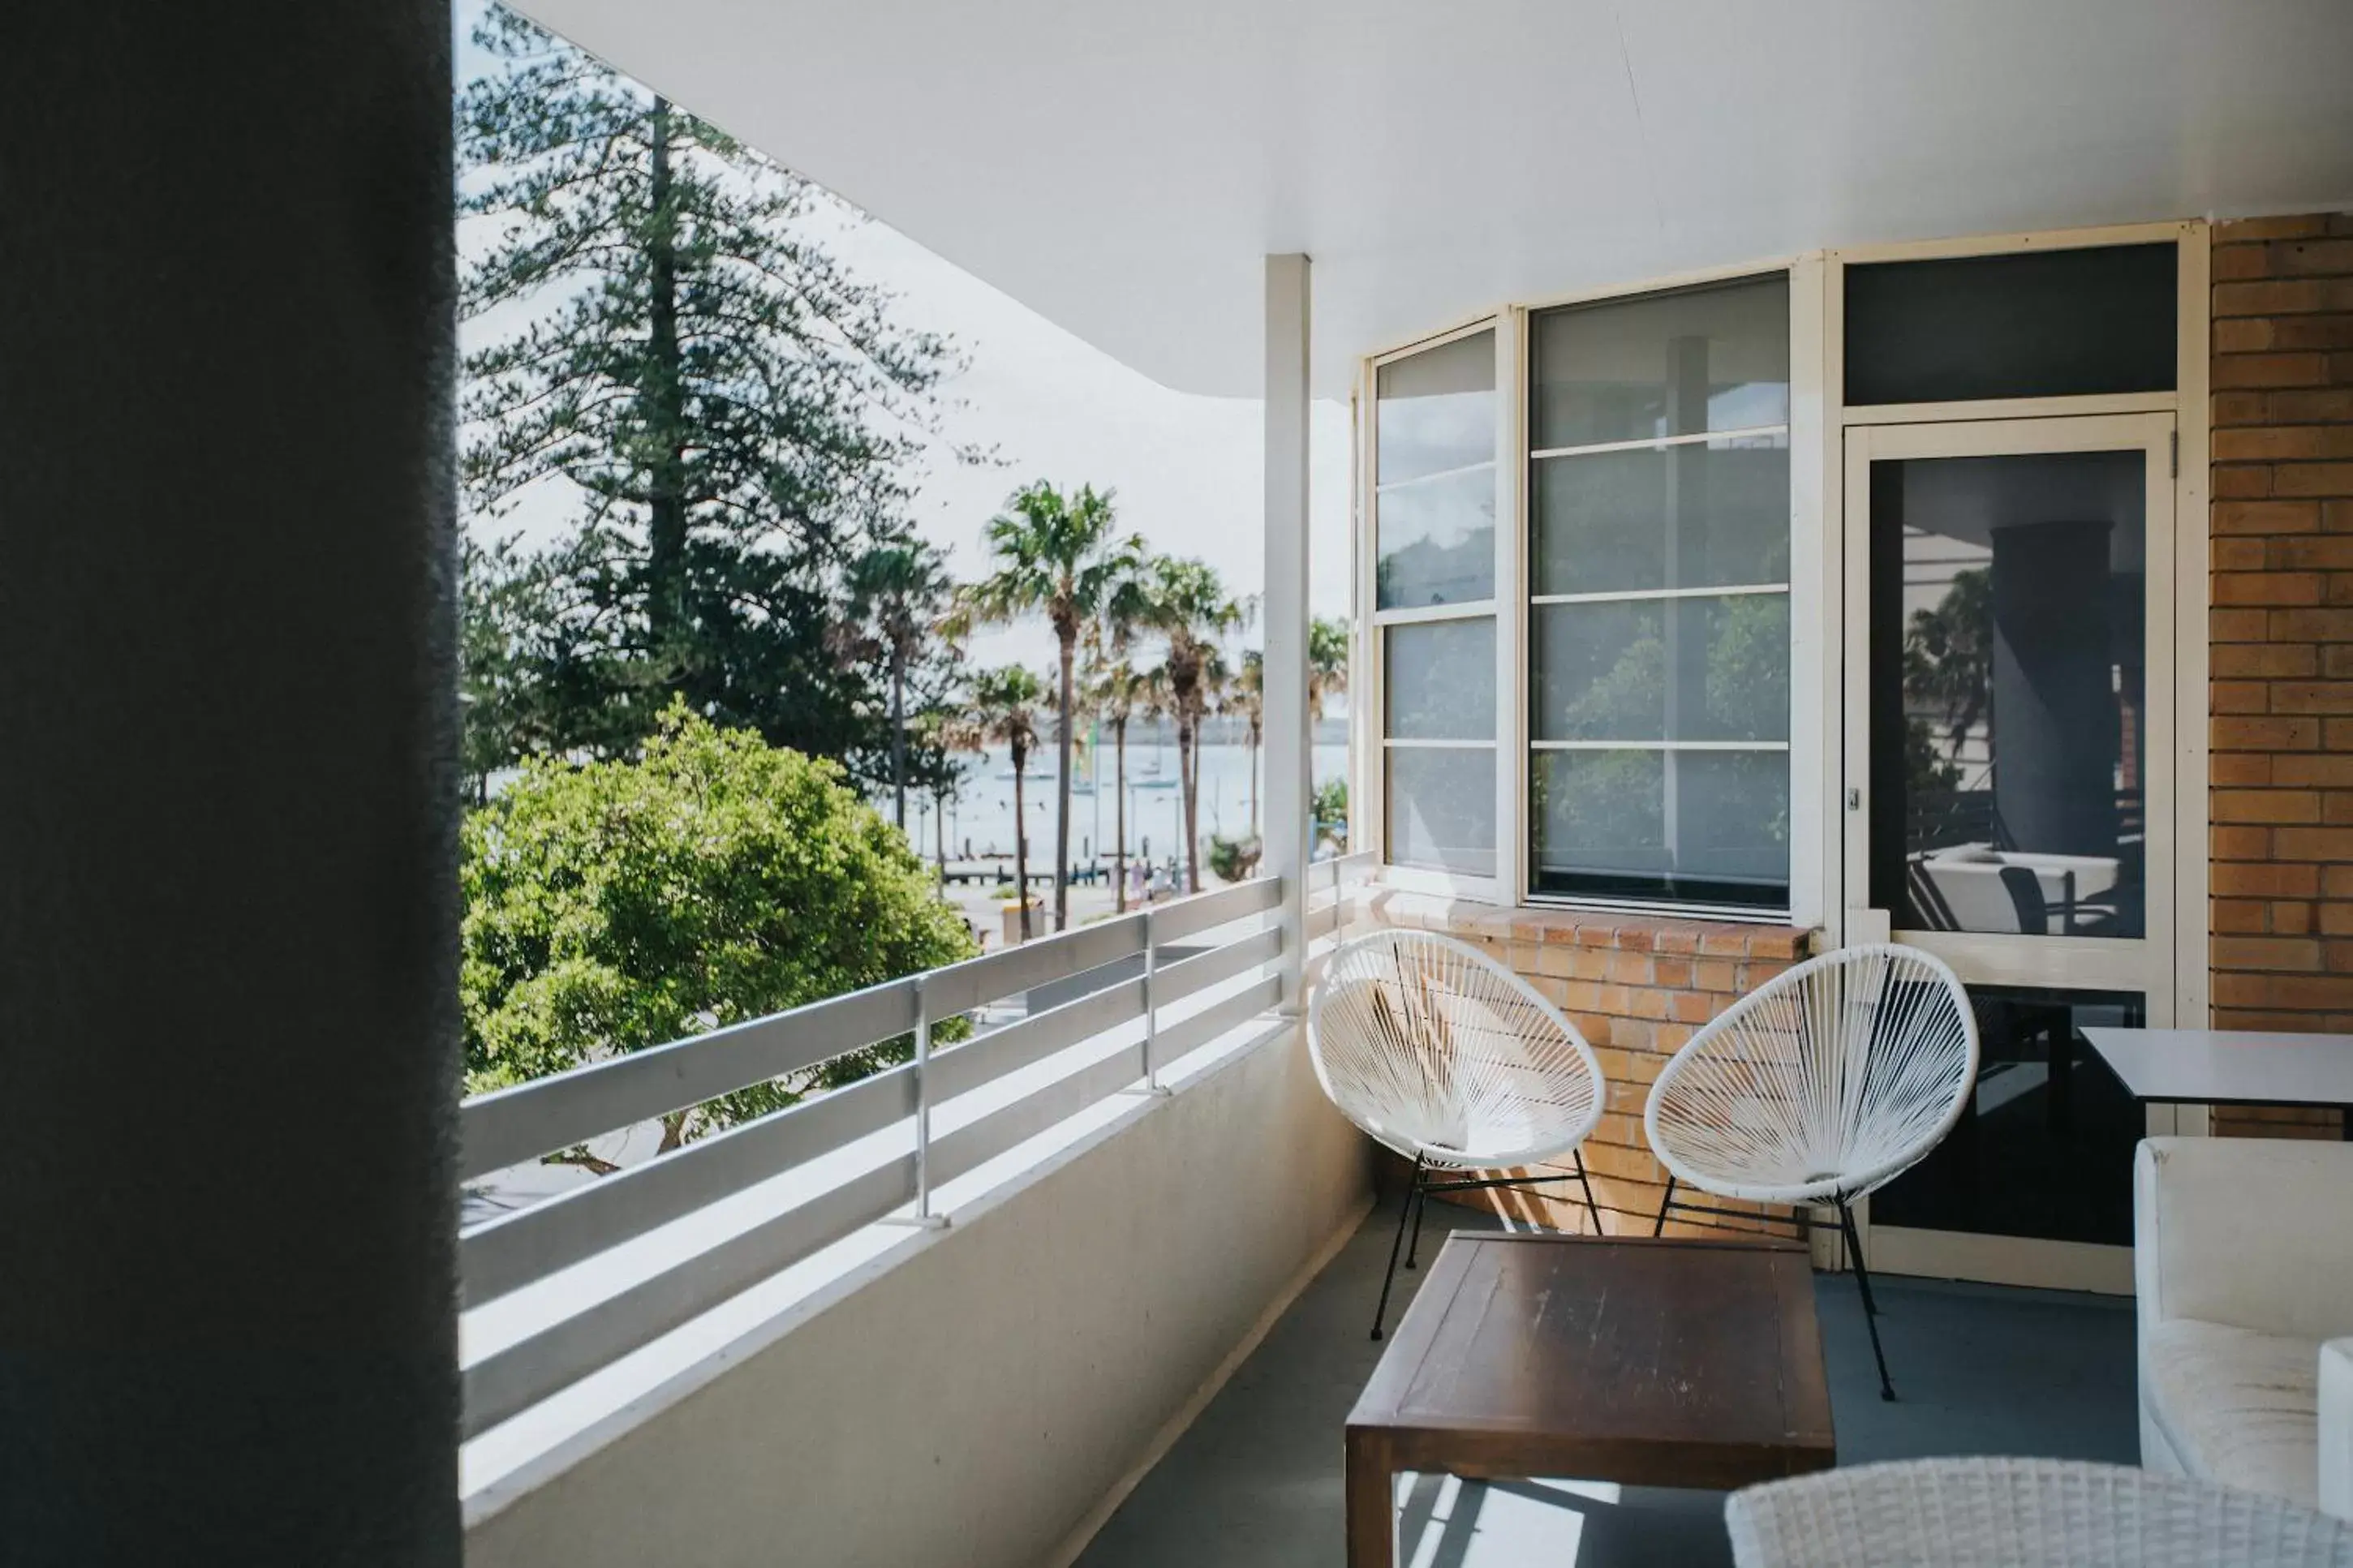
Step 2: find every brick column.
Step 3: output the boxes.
[2208,213,2353,1137]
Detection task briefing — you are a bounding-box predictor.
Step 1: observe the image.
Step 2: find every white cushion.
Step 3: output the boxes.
[2324,1337,2353,1521]
[2136,1139,2353,1344]
[2143,1317,2321,1510]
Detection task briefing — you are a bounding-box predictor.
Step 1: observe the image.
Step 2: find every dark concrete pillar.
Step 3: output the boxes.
[1990,519,2119,856]
[0,5,459,1563]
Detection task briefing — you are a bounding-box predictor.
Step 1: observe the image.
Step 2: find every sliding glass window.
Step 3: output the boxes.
[1526,276,1792,910]
[1374,327,1497,878]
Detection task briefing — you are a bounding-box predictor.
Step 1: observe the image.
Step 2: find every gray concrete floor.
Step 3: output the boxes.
[1074,1198,2139,1567]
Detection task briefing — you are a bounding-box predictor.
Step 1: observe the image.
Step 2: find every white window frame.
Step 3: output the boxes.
[1523,275,1806,921]
[1361,314,1508,901]
[1353,220,2213,1289]
[1353,222,2207,982]
[1818,220,2213,1172]
[1358,260,1819,917]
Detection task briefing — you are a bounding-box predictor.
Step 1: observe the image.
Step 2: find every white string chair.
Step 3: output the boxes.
[1309,929,1607,1339]
[1644,943,1978,1400]
[1727,1456,2353,1568]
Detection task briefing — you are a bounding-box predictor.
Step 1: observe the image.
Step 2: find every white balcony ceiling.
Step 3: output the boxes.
[515,0,2353,397]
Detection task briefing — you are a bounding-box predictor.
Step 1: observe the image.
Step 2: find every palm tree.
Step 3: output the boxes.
[1086,545,1158,911]
[962,664,1047,941]
[1086,653,1148,912]
[1228,649,1264,840]
[958,480,1146,932]
[910,705,964,888]
[831,538,956,831]
[1308,615,1351,723]
[1192,646,1232,857]
[1139,556,1242,893]
[1133,662,1176,889]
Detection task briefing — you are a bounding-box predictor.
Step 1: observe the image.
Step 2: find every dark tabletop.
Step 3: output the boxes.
[1347,1231,1836,1493]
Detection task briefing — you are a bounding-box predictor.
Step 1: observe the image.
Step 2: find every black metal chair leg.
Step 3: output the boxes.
[1404,1170,1430,1270]
[1839,1201,1896,1402]
[1652,1174,1677,1237]
[1371,1155,1423,1342]
[1573,1149,1603,1235]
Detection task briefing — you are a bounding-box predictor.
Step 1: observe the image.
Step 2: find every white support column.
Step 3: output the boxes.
[1263,253,1313,1012]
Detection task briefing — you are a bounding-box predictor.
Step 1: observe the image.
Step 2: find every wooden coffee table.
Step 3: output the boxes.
[1344,1231,1836,1567]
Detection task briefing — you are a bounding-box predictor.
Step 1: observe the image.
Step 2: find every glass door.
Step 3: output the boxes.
[1841,414,2175,1292]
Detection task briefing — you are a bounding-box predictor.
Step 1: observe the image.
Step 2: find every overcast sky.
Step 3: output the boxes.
[458,0,1356,676]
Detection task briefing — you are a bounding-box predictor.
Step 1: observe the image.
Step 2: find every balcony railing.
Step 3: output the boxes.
[457,849,1377,1440]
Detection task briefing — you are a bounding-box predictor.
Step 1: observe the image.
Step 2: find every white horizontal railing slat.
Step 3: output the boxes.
[460,982,918,1182]
[927,976,1146,1102]
[1154,973,1282,1069]
[456,887,1268,1181]
[459,1061,919,1308]
[1154,925,1280,1005]
[927,1039,1149,1188]
[919,912,1146,1018]
[456,874,1292,1437]
[462,1154,918,1441]
[1150,876,1282,945]
[922,984,1289,1205]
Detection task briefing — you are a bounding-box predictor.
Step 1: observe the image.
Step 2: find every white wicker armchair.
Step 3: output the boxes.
[1727,1456,2353,1567]
[1309,930,1607,1338]
[1645,943,1979,1400]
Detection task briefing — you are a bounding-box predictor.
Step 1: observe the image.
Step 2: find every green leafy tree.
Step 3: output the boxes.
[460,705,976,1158]
[458,535,583,801]
[955,481,1144,932]
[1138,556,1242,892]
[1207,833,1263,883]
[1905,569,1994,763]
[456,4,957,771]
[1703,595,1791,741]
[960,665,1047,939]
[1313,776,1349,849]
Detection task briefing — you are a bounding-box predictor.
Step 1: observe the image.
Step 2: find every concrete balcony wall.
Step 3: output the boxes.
[464,1022,1372,1568]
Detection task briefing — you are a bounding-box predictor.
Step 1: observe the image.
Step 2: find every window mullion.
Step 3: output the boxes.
[1496,309,1527,908]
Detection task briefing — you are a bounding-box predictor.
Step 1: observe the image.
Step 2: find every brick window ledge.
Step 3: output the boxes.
[1361,887,1815,963]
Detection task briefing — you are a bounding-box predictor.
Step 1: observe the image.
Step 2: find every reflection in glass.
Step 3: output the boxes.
[1844,244,2176,406]
[1533,596,1789,743]
[1531,749,1788,906]
[1376,466,1495,608]
[1531,276,1790,450]
[1384,619,1495,741]
[1868,450,2146,939]
[1376,329,1495,483]
[1387,748,1495,876]
[1532,436,1789,596]
[1870,986,2145,1247]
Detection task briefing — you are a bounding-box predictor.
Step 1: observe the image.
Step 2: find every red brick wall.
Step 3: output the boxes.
[1364,891,1810,1235]
[2209,212,2353,1139]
